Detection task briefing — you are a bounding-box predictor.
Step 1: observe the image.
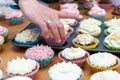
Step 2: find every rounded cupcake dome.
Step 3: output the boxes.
[6,76,32,80]
[25,45,54,68]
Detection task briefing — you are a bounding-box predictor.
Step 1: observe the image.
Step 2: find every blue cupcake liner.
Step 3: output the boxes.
[89,14,106,21]
[25,52,54,68]
[8,17,24,25]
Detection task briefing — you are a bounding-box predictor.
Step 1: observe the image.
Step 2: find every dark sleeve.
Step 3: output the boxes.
[10,0,20,9]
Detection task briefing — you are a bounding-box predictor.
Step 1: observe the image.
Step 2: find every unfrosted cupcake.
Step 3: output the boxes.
[90,70,120,80]
[72,34,99,49]
[14,29,40,45]
[6,57,39,78]
[5,10,24,25]
[0,35,4,50]
[87,52,120,71]
[58,47,90,67]
[0,26,9,41]
[6,76,32,80]
[112,5,120,19]
[88,6,106,21]
[76,23,101,37]
[25,45,54,68]
[0,70,5,80]
[48,61,83,80]
[104,32,120,50]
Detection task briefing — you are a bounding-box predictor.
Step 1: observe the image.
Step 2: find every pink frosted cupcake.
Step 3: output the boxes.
[58,47,90,67]
[0,35,4,50]
[25,45,54,68]
[6,57,39,78]
[88,6,106,21]
[0,26,9,41]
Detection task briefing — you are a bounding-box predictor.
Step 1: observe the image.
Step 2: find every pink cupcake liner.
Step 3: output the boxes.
[45,27,74,46]
[7,62,40,78]
[58,51,90,67]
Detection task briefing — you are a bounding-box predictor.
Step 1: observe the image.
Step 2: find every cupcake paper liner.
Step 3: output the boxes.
[7,62,40,78]
[104,29,109,36]
[72,38,99,49]
[45,27,74,46]
[25,52,54,68]
[89,14,106,21]
[87,57,120,72]
[58,51,90,67]
[104,42,120,50]
[112,14,120,19]
[8,17,24,25]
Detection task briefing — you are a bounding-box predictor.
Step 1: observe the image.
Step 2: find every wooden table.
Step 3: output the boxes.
[0,3,120,80]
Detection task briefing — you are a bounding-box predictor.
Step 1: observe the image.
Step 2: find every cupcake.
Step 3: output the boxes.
[104,18,120,28]
[6,76,32,80]
[58,47,90,67]
[48,61,83,80]
[76,23,101,37]
[90,70,120,80]
[72,34,99,49]
[0,70,5,80]
[0,26,9,41]
[60,19,78,27]
[104,32,120,50]
[83,0,98,14]
[6,57,39,78]
[112,5,120,19]
[5,10,24,25]
[25,45,54,68]
[14,29,40,45]
[45,23,74,46]
[87,52,120,71]
[88,6,106,21]
[0,36,4,50]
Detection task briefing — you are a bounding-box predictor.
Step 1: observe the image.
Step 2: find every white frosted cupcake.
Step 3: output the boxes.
[48,61,83,80]
[0,35,4,50]
[60,19,78,26]
[87,52,120,71]
[76,23,101,37]
[6,76,32,80]
[0,70,5,80]
[72,34,99,49]
[14,29,40,45]
[58,47,90,67]
[90,70,120,80]
[104,32,120,50]
[6,57,39,78]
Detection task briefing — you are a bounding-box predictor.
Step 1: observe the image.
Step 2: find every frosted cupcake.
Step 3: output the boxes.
[112,5,120,19]
[60,19,78,27]
[48,61,83,80]
[5,10,24,25]
[14,29,40,45]
[45,24,74,46]
[0,26,9,41]
[87,52,120,71]
[104,32,120,50]
[58,47,90,67]
[0,70,5,80]
[90,70,120,80]
[25,45,54,68]
[6,57,39,78]
[88,6,106,21]
[6,76,32,80]
[0,36,4,50]
[72,34,99,49]
[76,23,101,37]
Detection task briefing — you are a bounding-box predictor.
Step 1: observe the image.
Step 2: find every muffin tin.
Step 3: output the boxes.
[11,23,120,54]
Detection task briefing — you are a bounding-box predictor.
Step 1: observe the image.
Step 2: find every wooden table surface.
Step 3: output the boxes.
[0,2,120,80]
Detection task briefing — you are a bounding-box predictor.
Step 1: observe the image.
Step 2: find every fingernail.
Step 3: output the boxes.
[78,15,83,19]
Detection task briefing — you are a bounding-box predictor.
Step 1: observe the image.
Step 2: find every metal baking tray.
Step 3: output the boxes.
[11,23,120,54]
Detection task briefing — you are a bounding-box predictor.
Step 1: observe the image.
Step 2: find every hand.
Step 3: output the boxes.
[19,0,83,43]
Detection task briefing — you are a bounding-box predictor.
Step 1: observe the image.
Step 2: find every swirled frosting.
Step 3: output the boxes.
[48,61,83,80]
[104,32,120,48]
[6,76,32,80]
[0,25,8,35]
[61,47,86,60]
[7,57,37,75]
[106,26,120,34]
[89,52,117,67]
[90,70,120,80]
[73,34,94,45]
[77,23,101,36]
[60,19,76,25]
[112,4,120,15]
